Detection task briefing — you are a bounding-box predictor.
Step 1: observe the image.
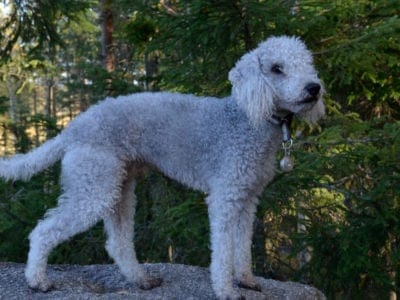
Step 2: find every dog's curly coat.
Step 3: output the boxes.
[0,36,324,299]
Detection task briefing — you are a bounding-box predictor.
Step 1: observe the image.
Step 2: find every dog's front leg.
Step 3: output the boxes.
[207,196,243,300]
[233,199,261,292]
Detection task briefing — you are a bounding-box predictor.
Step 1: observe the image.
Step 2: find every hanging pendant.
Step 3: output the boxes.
[280,139,294,172]
[280,155,294,172]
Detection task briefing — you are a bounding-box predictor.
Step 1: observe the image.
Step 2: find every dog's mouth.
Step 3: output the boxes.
[297,95,319,104]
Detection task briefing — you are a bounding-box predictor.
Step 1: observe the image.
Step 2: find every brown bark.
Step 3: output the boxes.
[101,0,115,72]
[45,77,54,118]
[144,52,159,91]
[33,89,39,146]
[100,0,115,95]
[5,75,22,123]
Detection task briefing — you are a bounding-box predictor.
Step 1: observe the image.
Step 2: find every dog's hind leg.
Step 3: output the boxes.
[233,198,261,291]
[25,147,125,292]
[103,168,162,290]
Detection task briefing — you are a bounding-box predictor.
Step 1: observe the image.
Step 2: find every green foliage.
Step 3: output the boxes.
[304,118,399,298]
[0,0,92,61]
[135,173,209,266]
[294,0,400,119]
[0,166,60,261]
[128,0,293,95]
[122,13,157,48]
[260,115,400,297]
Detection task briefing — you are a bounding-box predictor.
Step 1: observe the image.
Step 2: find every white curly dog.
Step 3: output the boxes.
[0,36,324,299]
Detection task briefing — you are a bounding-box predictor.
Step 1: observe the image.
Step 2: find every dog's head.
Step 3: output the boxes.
[229,36,325,126]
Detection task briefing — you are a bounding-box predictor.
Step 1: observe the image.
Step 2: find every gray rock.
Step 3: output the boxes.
[0,262,325,299]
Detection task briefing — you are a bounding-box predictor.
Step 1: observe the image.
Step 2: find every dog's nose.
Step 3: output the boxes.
[305,83,321,96]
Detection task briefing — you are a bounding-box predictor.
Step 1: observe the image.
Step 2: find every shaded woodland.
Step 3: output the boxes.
[0,1,399,298]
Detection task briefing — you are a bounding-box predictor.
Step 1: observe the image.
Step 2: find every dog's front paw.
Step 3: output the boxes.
[26,267,53,293]
[27,277,53,292]
[137,276,163,290]
[237,280,261,292]
[235,273,261,292]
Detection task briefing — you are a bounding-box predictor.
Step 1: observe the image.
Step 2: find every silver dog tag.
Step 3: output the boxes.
[280,139,294,172]
[280,155,294,172]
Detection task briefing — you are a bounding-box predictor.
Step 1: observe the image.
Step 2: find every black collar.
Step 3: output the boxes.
[270,113,294,126]
[270,113,294,142]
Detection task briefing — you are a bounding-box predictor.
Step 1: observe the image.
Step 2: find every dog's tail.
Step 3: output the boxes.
[0,135,65,181]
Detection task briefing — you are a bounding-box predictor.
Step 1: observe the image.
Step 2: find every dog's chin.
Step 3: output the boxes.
[296,98,325,123]
[278,102,316,115]
[275,94,323,117]
[293,96,319,113]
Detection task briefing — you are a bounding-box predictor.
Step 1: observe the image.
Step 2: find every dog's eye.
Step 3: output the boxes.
[271,64,283,74]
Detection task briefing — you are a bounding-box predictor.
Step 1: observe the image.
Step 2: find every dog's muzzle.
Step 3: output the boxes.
[299,82,321,104]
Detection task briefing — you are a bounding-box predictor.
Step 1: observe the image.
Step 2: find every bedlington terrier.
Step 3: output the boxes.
[0,36,324,299]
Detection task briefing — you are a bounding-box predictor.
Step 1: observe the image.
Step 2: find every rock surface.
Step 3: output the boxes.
[0,262,325,299]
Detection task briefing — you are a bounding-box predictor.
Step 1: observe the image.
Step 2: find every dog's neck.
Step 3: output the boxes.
[269,113,294,143]
[270,112,295,172]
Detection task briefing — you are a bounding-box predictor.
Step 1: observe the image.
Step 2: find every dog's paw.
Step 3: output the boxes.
[237,280,261,292]
[137,276,163,290]
[27,277,53,292]
[235,273,261,292]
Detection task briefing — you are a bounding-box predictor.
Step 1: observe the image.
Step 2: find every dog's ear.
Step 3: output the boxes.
[229,52,275,127]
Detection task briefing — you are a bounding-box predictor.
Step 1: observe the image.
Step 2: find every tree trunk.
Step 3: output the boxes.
[5,75,23,152]
[44,76,55,138]
[45,77,54,118]
[235,3,254,51]
[1,124,8,155]
[144,52,159,91]
[100,0,115,95]
[6,76,22,123]
[33,89,40,146]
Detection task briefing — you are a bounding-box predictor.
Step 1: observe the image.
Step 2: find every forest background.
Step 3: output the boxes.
[0,0,399,299]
